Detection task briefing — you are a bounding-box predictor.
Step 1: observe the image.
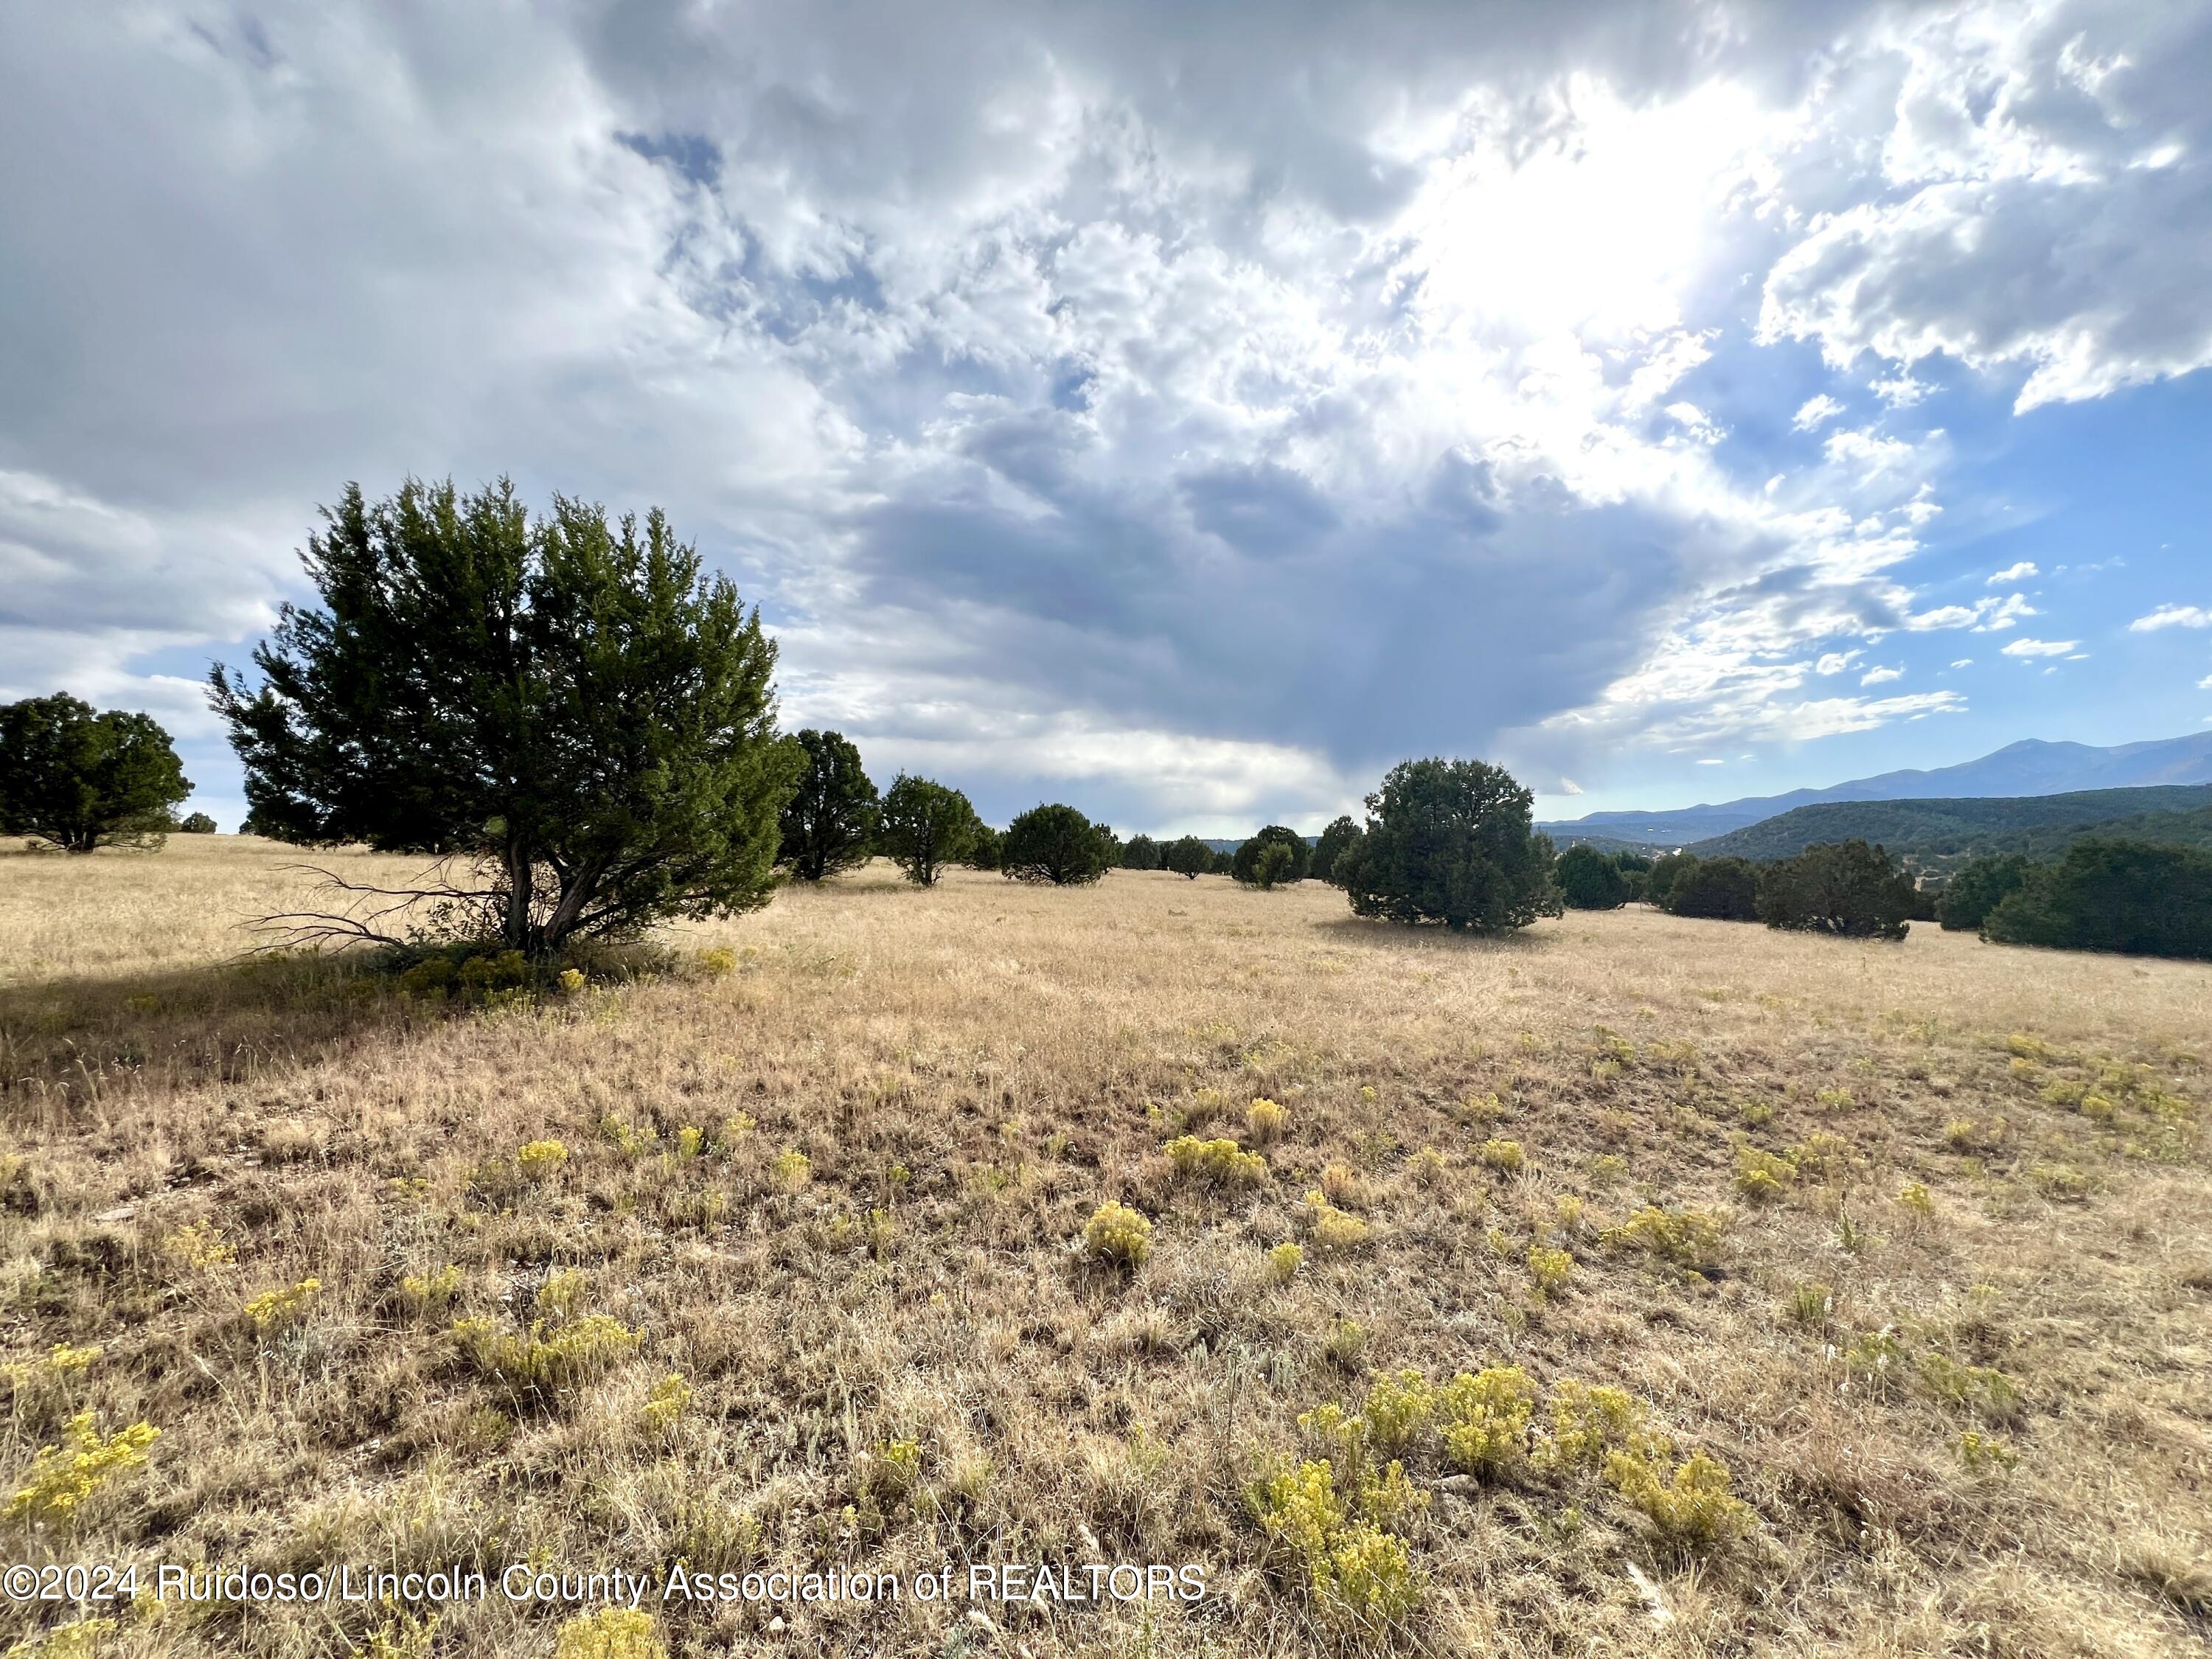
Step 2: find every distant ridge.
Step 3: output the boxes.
[1537,731,2212,849]
[1683,784,2212,864]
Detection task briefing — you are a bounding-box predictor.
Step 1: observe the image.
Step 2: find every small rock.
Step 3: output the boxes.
[92,1203,137,1224]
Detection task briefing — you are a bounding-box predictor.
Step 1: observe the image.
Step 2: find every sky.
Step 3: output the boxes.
[3,0,2210,835]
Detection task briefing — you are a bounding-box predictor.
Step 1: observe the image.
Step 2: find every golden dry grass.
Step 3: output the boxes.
[1,836,2208,1657]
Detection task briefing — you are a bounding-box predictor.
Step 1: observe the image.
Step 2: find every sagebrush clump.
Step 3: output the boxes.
[1164,1134,1268,1186]
[5,1413,160,1531]
[1604,1447,1750,1550]
[1249,1458,1423,1629]
[1083,1201,1152,1270]
[1303,1190,1371,1253]
[452,1312,639,1406]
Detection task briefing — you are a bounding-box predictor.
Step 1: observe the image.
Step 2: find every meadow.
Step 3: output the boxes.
[1,835,2208,1657]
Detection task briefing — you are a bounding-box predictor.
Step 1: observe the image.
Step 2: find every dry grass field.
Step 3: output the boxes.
[1,835,2208,1658]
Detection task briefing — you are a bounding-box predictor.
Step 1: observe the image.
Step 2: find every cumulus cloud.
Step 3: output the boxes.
[2132,605,2212,630]
[2002,637,2079,657]
[1860,664,1904,684]
[1,1,2205,825]
[1756,2,2212,413]
[1987,561,2038,584]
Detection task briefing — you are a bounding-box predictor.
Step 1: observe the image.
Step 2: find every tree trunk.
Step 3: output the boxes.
[503,840,535,956]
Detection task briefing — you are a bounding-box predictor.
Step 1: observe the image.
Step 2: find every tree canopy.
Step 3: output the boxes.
[210,478,797,956]
[0,694,192,853]
[1310,815,1361,885]
[1335,758,1559,931]
[1937,852,2031,932]
[1233,824,1310,887]
[1659,855,1759,921]
[878,774,981,886]
[777,729,879,882]
[1755,840,1912,940]
[1554,843,1629,910]
[1983,839,2212,960]
[1001,803,1115,885]
[1163,834,1212,879]
[1121,833,1161,872]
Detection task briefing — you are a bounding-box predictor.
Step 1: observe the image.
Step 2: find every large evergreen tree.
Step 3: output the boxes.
[0,694,192,853]
[1755,840,1912,939]
[1000,803,1114,885]
[1335,758,1559,931]
[210,478,797,956]
[878,774,981,886]
[777,729,879,882]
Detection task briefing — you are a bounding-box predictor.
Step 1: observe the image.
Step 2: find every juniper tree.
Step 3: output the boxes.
[1755,841,1911,939]
[1121,833,1161,872]
[1660,855,1760,921]
[210,478,798,956]
[1,694,192,853]
[1937,852,2031,932]
[777,729,880,882]
[1163,834,1212,879]
[1554,843,1629,909]
[1982,839,2212,959]
[1000,803,1114,885]
[879,774,982,886]
[1233,825,1310,887]
[1334,758,1559,931]
[1310,815,1361,885]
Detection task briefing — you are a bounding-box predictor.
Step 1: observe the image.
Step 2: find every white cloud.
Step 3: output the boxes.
[1871,373,1928,408]
[1792,394,1845,431]
[2002,637,2079,658]
[1972,593,2037,631]
[1815,650,1862,675]
[1859,664,1904,684]
[1557,776,1584,796]
[1823,427,1920,479]
[2199,675,2212,690]
[1986,561,2038,584]
[1756,4,2212,411]
[1950,657,1972,667]
[2131,605,2212,631]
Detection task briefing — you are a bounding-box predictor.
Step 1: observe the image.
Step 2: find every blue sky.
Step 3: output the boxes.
[3,1,2209,834]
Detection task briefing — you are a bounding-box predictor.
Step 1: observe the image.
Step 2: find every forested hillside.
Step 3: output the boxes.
[1685,784,2212,864]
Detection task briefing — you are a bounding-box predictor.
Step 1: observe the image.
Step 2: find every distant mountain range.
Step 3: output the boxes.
[1537,731,2212,849]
